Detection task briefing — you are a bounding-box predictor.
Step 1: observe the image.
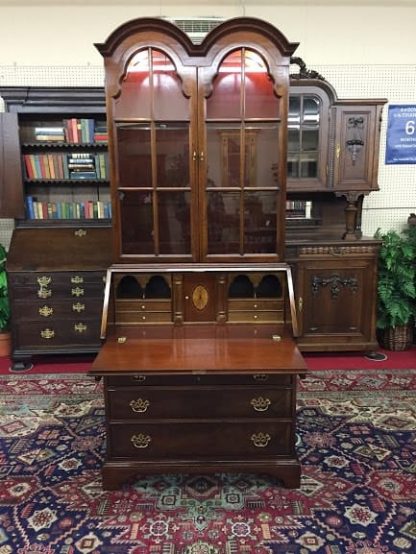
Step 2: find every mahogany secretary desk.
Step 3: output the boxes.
[90,16,308,489]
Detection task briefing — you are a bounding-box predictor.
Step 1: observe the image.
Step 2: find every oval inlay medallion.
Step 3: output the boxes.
[192,285,209,310]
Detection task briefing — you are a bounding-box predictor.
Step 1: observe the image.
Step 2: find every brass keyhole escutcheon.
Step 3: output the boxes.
[192,285,209,310]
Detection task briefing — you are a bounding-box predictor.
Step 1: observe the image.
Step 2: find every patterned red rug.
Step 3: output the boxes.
[0,369,415,553]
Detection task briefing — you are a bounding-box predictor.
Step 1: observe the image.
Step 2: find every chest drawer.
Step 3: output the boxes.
[227,310,281,323]
[116,311,172,324]
[14,319,101,347]
[105,373,294,387]
[107,386,292,419]
[12,298,103,320]
[10,271,105,287]
[108,420,293,458]
[10,272,105,299]
[228,299,281,310]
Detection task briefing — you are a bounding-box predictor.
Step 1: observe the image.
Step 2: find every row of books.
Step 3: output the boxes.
[26,197,112,220]
[23,152,109,181]
[33,119,108,144]
[286,200,312,219]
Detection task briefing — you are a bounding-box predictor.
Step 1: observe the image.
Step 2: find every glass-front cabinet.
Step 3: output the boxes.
[100,19,297,263]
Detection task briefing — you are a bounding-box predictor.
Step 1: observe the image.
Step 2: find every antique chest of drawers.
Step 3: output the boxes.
[91,327,307,490]
[6,226,112,370]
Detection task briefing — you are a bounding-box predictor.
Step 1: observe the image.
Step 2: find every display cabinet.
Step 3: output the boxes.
[89,16,309,489]
[97,17,298,263]
[285,62,386,351]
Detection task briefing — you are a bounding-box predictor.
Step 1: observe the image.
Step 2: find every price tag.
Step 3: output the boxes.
[385,104,416,164]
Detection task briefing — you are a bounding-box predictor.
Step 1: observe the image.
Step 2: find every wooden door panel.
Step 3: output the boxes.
[298,258,375,338]
[182,273,217,322]
[333,104,381,191]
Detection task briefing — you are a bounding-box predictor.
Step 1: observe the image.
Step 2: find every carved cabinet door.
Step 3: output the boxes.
[296,254,378,350]
[332,104,383,191]
[182,273,218,322]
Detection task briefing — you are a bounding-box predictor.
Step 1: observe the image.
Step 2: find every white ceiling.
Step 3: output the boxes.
[0,0,415,5]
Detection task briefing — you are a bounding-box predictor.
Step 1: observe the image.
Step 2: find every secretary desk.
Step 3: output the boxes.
[90,16,308,489]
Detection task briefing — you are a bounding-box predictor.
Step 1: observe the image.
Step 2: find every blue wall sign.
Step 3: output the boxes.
[385,104,416,164]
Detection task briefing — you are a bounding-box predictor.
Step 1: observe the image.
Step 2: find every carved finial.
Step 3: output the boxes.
[290,57,325,81]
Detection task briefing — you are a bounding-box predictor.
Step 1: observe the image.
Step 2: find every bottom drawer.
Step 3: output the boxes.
[13,319,101,348]
[108,421,292,458]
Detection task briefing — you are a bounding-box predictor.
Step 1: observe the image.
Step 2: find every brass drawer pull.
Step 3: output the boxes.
[71,275,84,284]
[37,288,52,299]
[37,276,51,287]
[133,375,146,382]
[74,323,87,333]
[250,397,271,412]
[72,302,85,312]
[74,229,87,237]
[39,305,53,317]
[129,398,150,413]
[131,433,151,449]
[40,328,55,340]
[250,432,271,448]
[253,374,269,382]
[71,287,84,297]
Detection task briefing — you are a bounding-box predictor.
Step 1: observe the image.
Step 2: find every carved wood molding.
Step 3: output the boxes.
[311,274,358,298]
[299,245,378,255]
[290,57,325,81]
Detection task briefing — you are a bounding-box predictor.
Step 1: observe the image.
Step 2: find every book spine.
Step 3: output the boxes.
[26,196,35,219]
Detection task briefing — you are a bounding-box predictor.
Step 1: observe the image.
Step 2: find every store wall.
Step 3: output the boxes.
[0,1,415,246]
[0,3,415,66]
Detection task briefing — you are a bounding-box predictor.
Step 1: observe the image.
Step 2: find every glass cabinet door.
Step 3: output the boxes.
[288,95,320,179]
[105,26,293,263]
[287,86,330,191]
[113,48,194,259]
[203,49,282,259]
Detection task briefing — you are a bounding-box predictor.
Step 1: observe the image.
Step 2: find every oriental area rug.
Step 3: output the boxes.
[0,370,415,554]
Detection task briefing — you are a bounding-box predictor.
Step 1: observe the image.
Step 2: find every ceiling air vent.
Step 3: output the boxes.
[165,17,225,44]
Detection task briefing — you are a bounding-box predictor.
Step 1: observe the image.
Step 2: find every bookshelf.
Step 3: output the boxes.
[0,87,111,225]
[21,115,110,222]
[0,87,112,369]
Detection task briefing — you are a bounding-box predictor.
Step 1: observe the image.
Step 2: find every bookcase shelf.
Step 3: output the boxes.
[22,142,108,148]
[25,179,109,184]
